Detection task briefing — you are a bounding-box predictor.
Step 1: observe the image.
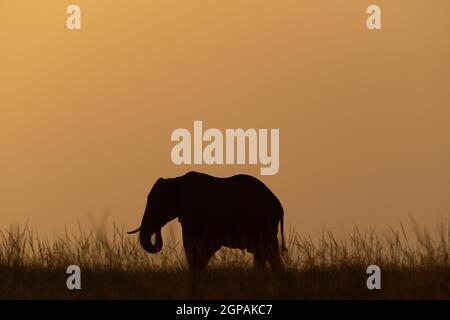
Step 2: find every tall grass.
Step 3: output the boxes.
[1,219,449,272]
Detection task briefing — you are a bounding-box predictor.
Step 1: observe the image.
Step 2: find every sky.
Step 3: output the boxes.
[0,1,449,238]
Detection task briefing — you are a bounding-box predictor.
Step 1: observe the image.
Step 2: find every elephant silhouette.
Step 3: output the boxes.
[128,171,286,272]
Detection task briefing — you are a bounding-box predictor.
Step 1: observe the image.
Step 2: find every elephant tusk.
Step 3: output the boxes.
[127,227,141,234]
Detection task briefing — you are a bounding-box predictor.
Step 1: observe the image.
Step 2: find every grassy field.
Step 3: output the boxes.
[0,220,449,299]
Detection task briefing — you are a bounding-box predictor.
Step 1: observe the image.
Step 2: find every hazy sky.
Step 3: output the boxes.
[1,1,449,237]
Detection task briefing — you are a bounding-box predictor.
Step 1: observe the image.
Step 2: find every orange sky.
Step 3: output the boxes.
[0,1,449,237]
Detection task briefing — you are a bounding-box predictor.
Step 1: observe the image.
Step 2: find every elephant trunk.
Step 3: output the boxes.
[139,227,163,254]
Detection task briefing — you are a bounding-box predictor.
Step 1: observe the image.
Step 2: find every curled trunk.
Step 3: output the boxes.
[139,227,163,253]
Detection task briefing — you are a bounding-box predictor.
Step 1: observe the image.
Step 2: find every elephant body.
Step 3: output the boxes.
[129,171,286,272]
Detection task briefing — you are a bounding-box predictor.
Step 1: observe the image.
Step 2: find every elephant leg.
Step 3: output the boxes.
[268,250,282,272]
[253,251,267,270]
[267,238,283,272]
[184,242,202,272]
[184,240,215,273]
[183,228,203,272]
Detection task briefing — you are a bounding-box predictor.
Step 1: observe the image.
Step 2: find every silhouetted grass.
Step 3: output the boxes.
[0,220,449,299]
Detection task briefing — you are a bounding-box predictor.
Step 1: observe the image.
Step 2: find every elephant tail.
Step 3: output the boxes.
[280,212,288,253]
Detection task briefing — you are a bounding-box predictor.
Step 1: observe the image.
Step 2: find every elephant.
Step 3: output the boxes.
[128,171,286,272]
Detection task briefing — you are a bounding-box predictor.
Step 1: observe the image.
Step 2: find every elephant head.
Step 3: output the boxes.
[127,178,179,254]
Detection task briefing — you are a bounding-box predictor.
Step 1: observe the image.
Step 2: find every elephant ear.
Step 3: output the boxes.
[155,177,165,188]
[155,177,183,224]
[148,177,164,199]
[169,179,184,223]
